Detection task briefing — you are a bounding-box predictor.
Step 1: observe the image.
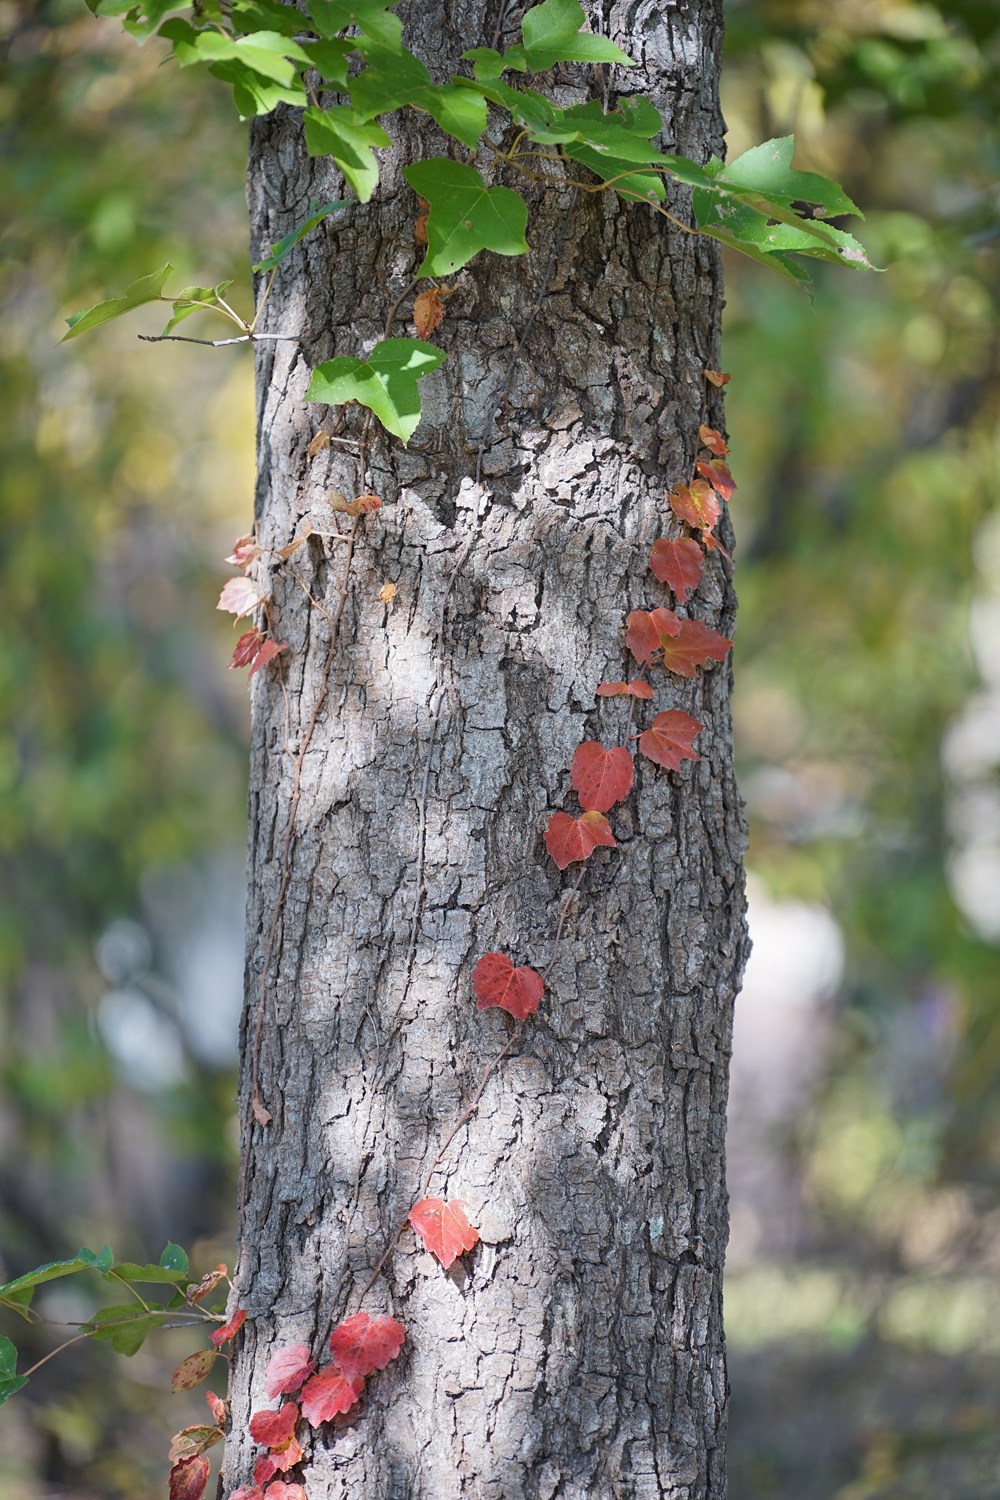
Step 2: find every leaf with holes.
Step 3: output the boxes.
[210,1308,246,1348]
[168,1455,211,1500]
[264,1344,316,1400]
[596,679,654,700]
[300,1365,363,1426]
[329,1313,406,1386]
[659,620,732,678]
[696,458,736,502]
[698,424,727,456]
[648,538,704,603]
[638,710,703,772]
[571,742,634,812]
[625,607,680,666]
[168,1425,224,1463]
[544,809,616,870]
[171,1350,217,1393]
[472,952,544,1021]
[409,1199,479,1269]
[403,160,529,277]
[249,1403,298,1449]
[669,479,720,534]
[307,338,446,444]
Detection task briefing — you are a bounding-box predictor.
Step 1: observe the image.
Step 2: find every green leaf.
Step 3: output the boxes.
[0,1246,114,1300]
[460,46,526,81]
[253,202,350,273]
[452,76,554,135]
[0,1336,27,1407]
[307,337,447,443]
[349,46,487,148]
[303,107,390,202]
[715,136,862,218]
[300,39,353,86]
[160,22,310,86]
[159,1242,190,1274]
[0,1287,35,1322]
[308,0,402,48]
[162,280,235,335]
[208,58,305,118]
[520,0,634,70]
[108,1261,186,1286]
[231,0,306,37]
[402,159,529,276]
[83,1304,163,1356]
[63,266,172,341]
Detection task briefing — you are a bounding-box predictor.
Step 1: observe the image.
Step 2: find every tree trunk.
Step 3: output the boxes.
[226,3,747,1496]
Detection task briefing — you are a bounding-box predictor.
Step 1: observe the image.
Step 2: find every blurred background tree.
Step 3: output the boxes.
[0,1,998,1496]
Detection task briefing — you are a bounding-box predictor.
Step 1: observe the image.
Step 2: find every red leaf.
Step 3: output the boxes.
[698,424,728,456]
[329,1312,406,1386]
[696,457,736,502]
[648,538,704,604]
[248,639,287,678]
[596,679,654,700]
[625,607,680,665]
[169,1455,210,1500]
[168,1426,224,1463]
[638,710,703,772]
[409,1198,479,1269]
[705,368,730,387]
[229,629,264,670]
[254,1457,278,1487]
[543,810,616,870]
[264,1485,308,1500]
[205,1391,227,1425]
[413,287,449,338]
[472,952,543,1021]
[701,530,732,563]
[264,1345,316,1401]
[669,479,720,533]
[226,533,260,569]
[217,577,265,619]
[300,1365,363,1427]
[210,1308,246,1348]
[659,620,732,678]
[186,1264,228,1304]
[249,1403,298,1450]
[571,742,634,813]
[171,1349,217,1393]
[267,1439,303,1474]
[229,1488,265,1500]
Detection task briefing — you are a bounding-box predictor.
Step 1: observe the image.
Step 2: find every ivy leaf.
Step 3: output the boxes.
[460,46,525,81]
[63,265,172,341]
[171,1350,219,1393]
[299,39,353,86]
[108,1260,188,1286]
[218,577,266,619]
[231,0,307,38]
[210,1307,247,1347]
[625,607,681,666]
[169,1424,225,1463]
[596,679,653,700]
[571,742,634,813]
[543,809,616,869]
[300,1365,363,1426]
[252,201,350,273]
[160,280,235,336]
[409,1199,479,1268]
[668,479,720,534]
[699,424,728,456]
[206,58,306,119]
[328,1313,405,1385]
[249,1403,299,1449]
[264,1344,316,1400]
[472,952,544,1021]
[350,45,488,149]
[648,538,704,603]
[303,107,391,203]
[696,458,735,501]
[309,0,402,48]
[168,1455,211,1500]
[412,286,450,338]
[307,337,446,444]
[637,711,703,772]
[83,1304,163,1356]
[0,1246,113,1303]
[158,21,309,86]
[520,0,634,70]
[715,136,861,219]
[659,619,732,678]
[0,1336,27,1407]
[403,160,529,277]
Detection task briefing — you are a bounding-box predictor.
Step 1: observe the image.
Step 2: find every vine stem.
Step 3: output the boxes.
[138,332,301,347]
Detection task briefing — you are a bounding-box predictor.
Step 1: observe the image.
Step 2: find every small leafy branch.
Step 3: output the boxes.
[5,2,880,1497]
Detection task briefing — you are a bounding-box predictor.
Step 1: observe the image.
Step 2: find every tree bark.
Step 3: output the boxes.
[226,3,747,1496]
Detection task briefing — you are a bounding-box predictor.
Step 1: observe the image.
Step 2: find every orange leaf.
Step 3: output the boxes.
[669,479,720,534]
[698,424,728,456]
[696,457,736,502]
[210,1308,246,1348]
[185,1264,228,1304]
[637,710,703,771]
[571,742,634,813]
[267,1438,303,1474]
[596,679,654,700]
[171,1349,217,1393]
[169,1455,211,1500]
[543,810,616,870]
[329,1313,406,1385]
[300,1365,363,1427]
[205,1391,227,1425]
[648,538,704,604]
[409,1198,479,1269]
[472,952,543,1021]
[625,607,680,666]
[413,287,447,338]
[264,1344,315,1401]
[168,1425,224,1463]
[414,197,430,246]
[659,620,731,678]
[705,368,730,387]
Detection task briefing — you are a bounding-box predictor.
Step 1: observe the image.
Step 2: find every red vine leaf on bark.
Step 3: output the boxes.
[205,1391,227,1425]
[698,424,728,456]
[168,1425,224,1463]
[218,577,266,620]
[209,1308,246,1348]
[254,1456,278,1486]
[329,1313,406,1386]
[413,286,452,338]
[300,1365,363,1427]
[264,1344,316,1400]
[544,810,616,870]
[170,1349,217,1393]
[409,1198,479,1268]
[226,533,260,569]
[668,479,720,534]
[267,1439,303,1474]
[637,710,704,772]
[168,1455,211,1500]
[648,538,704,604]
[248,638,287,678]
[596,679,654,700]
[229,1488,265,1500]
[263,1485,308,1500]
[696,458,736,502]
[472,952,543,1021]
[705,368,730,387]
[185,1263,228,1304]
[329,491,382,516]
[571,741,634,813]
[414,196,430,246]
[625,607,681,665]
[230,629,266,671]
[659,620,732,678]
[249,1403,298,1450]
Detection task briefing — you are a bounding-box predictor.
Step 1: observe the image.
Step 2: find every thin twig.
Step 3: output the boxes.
[138,332,302,347]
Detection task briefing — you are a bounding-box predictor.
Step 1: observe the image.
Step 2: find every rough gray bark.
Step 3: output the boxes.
[225,3,747,1496]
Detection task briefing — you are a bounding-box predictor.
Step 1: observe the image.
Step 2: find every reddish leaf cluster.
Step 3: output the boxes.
[220,531,286,677]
